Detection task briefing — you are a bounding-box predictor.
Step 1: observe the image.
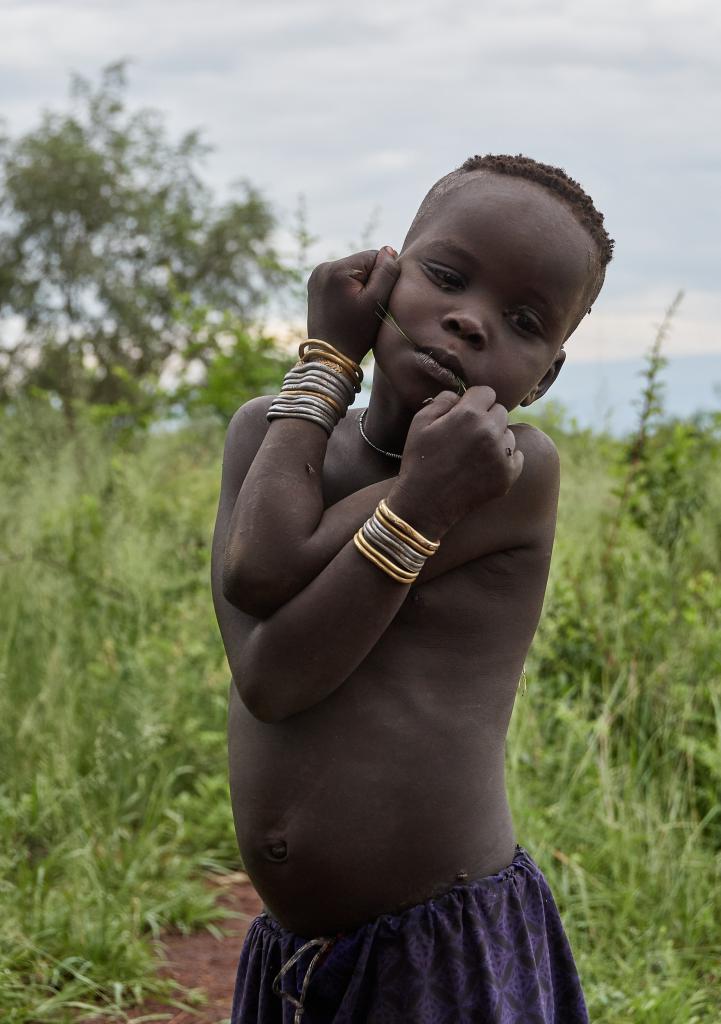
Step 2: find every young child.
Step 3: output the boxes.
[211,153,613,1023]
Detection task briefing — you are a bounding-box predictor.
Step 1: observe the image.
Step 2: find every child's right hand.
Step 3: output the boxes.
[307,247,400,365]
[388,387,525,538]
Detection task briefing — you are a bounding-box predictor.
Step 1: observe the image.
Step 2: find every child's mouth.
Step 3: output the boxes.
[376,304,467,396]
[413,348,462,389]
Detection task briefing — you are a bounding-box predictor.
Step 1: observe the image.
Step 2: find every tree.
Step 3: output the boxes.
[0,61,293,418]
[164,295,296,425]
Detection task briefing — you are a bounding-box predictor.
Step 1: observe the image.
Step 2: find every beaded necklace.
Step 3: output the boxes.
[357,409,403,460]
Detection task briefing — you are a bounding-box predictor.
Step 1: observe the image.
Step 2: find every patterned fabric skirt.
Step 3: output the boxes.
[230,846,589,1023]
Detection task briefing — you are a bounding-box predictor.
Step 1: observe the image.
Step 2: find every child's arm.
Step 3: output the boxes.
[222,248,401,617]
[220,247,539,618]
[220,406,394,616]
[212,391,553,724]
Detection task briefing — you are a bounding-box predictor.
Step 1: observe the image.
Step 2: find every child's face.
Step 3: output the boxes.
[373,172,598,412]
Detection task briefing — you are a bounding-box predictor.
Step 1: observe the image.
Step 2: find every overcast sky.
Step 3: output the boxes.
[1,0,719,422]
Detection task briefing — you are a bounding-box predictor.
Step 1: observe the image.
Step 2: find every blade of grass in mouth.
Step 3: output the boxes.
[375,303,467,396]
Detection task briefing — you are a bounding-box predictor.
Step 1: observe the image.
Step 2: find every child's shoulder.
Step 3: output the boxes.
[459,422,560,557]
[507,422,560,512]
[226,394,275,434]
[218,396,275,498]
[511,422,560,468]
[412,424,559,581]
[223,395,274,451]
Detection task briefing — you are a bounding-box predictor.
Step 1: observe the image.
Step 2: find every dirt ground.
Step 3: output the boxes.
[124,872,262,1024]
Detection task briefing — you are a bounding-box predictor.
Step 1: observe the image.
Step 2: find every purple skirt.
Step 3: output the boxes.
[230,847,589,1023]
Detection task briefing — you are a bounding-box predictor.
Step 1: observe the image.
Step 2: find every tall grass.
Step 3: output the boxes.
[0,404,237,1021]
[1,369,720,1020]
[508,443,721,1022]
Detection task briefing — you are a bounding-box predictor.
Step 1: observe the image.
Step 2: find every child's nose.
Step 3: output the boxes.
[441,312,487,348]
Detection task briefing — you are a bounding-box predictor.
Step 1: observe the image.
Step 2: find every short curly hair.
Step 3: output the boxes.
[406,153,614,270]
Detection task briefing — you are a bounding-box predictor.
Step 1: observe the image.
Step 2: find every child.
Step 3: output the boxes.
[211,154,613,1023]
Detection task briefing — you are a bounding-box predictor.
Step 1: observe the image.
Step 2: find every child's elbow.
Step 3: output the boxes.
[221,563,284,619]
[242,694,284,724]
[237,675,295,724]
[222,567,266,617]
[222,555,302,619]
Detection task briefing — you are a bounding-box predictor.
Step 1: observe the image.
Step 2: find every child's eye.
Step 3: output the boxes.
[507,308,543,336]
[424,263,463,291]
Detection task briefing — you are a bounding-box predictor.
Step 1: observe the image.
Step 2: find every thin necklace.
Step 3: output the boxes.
[358,409,402,460]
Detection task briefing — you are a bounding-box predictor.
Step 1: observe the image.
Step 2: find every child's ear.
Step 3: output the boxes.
[520,348,566,406]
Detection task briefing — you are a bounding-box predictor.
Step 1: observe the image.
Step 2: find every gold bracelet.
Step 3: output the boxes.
[353,530,418,584]
[300,338,361,375]
[291,355,357,387]
[374,506,438,558]
[299,340,364,386]
[298,352,362,394]
[355,528,418,579]
[354,535,418,585]
[377,499,440,554]
[281,388,343,416]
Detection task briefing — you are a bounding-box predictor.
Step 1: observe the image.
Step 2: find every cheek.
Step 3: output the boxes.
[386,265,432,322]
[373,278,422,357]
[386,265,412,310]
[377,271,419,338]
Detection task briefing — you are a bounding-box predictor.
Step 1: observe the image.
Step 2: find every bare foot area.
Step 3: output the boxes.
[96,872,262,1024]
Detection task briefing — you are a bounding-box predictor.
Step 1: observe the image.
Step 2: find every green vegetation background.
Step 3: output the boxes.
[1,63,720,1024]
[1,373,720,1022]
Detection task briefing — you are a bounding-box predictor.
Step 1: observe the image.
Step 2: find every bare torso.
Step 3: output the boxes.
[224,408,553,937]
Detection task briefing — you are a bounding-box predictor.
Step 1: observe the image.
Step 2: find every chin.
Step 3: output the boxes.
[371,370,429,417]
[373,340,447,409]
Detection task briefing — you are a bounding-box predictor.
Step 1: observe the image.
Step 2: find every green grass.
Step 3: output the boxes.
[0,405,237,1021]
[1,397,720,1021]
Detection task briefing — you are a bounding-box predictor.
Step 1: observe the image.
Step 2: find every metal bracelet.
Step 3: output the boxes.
[298,342,363,389]
[271,394,337,415]
[284,365,357,403]
[269,397,337,427]
[363,517,427,573]
[283,375,354,407]
[372,516,430,568]
[281,376,352,414]
[353,529,418,583]
[363,520,427,574]
[266,407,335,436]
[293,352,362,392]
[267,394,338,431]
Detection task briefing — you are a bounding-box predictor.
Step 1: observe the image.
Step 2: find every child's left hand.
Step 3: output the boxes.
[307,247,401,364]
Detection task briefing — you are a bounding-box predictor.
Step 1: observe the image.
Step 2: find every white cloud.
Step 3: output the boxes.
[0,0,718,376]
[567,288,721,362]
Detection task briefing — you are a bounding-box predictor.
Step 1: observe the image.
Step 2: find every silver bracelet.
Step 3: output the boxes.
[269,397,337,424]
[266,405,336,435]
[267,359,357,435]
[363,517,427,573]
[281,376,355,411]
[280,379,350,416]
[284,363,357,403]
[267,394,338,429]
[360,511,430,576]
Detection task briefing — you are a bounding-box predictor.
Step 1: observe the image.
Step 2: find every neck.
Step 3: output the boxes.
[362,366,417,457]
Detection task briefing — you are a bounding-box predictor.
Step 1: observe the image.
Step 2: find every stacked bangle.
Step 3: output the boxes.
[376,499,440,558]
[267,339,363,436]
[354,500,440,584]
[298,341,363,386]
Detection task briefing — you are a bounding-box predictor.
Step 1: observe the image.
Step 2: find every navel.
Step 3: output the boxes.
[265,839,288,863]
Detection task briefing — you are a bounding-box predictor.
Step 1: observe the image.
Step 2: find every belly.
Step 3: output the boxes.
[227,646,518,935]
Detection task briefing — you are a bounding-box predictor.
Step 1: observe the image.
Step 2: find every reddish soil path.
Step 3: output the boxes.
[127,871,262,1024]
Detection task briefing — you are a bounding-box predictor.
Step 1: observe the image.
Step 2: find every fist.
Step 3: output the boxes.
[307,247,401,365]
[389,387,524,537]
